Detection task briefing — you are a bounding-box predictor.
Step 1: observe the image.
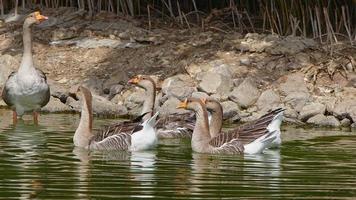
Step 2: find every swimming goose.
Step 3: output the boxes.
[204,98,284,148]
[128,75,194,138]
[74,86,159,151]
[177,98,277,154]
[1,12,50,124]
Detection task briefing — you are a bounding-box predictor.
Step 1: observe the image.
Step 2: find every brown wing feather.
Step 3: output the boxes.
[155,112,195,138]
[1,72,16,107]
[209,108,284,147]
[89,132,132,150]
[213,138,244,154]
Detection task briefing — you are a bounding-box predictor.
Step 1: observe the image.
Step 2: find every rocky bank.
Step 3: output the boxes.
[0,9,355,129]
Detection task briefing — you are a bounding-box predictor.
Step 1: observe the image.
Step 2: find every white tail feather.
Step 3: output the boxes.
[244,131,278,154]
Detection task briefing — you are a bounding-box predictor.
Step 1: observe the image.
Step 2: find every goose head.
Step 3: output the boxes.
[128,75,156,91]
[176,98,206,112]
[203,98,222,116]
[24,11,48,27]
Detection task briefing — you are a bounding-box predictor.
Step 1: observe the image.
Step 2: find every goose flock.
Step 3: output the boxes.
[1,12,284,155]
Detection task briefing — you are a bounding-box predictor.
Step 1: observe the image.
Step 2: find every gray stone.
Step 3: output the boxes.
[351,123,356,130]
[191,91,209,99]
[284,92,310,112]
[340,118,351,127]
[159,97,189,116]
[67,94,127,116]
[279,72,308,95]
[210,93,229,101]
[256,89,281,111]
[299,103,326,122]
[198,72,233,95]
[307,114,340,127]
[82,76,104,95]
[76,38,122,49]
[0,54,19,87]
[41,97,73,113]
[229,78,260,108]
[162,74,197,99]
[123,89,145,115]
[51,28,78,41]
[333,100,356,122]
[221,101,240,120]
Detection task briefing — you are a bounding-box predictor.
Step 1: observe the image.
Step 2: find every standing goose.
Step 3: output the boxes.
[205,98,284,148]
[177,98,277,154]
[2,11,50,124]
[128,75,194,138]
[74,86,159,151]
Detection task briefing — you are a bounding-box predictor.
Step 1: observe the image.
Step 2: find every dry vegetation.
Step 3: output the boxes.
[0,0,355,43]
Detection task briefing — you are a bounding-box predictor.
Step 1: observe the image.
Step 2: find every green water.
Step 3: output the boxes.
[0,109,356,199]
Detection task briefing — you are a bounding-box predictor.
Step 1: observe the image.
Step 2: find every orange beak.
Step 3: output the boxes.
[35,11,48,22]
[176,99,188,109]
[201,98,207,105]
[128,76,140,84]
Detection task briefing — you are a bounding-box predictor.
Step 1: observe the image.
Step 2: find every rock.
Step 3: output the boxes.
[0,54,19,87]
[221,101,240,120]
[265,36,317,55]
[236,34,317,55]
[209,63,233,78]
[51,28,78,41]
[103,71,129,91]
[47,80,69,103]
[198,72,232,95]
[210,93,229,101]
[299,103,326,122]
[333,100,356,123]
[76,38,122,48]
[351,123,356,130]
[307,114,340,127]
[191,91,209,99]
[41,97,73,113]
[107,84,124,100]
[284,92,311,112]
[340,118,351,127]
[229,78,260,108]
[159,97,189,116]
[82,76,104,95]
[256,89,281,111]
[162,74,197,99]
[0,37,14,51]
[279,72,308,95]
[123,89,145,116]
[284,107,298,120]
[67,94,127,116]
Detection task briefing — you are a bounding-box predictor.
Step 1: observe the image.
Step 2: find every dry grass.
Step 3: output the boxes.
[0,0,355,44]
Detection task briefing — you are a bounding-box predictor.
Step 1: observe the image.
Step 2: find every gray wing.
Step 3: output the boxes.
[89,132,132,151]
[213,138,244,155]
[1,71,17,107]
[209,108,284,147]
[35,68,50,107]
[156,113,195,138]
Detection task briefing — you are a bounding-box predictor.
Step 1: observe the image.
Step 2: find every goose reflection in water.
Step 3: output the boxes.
[243,149,281,189]
[72,147,157,199]
[189,150,281,195]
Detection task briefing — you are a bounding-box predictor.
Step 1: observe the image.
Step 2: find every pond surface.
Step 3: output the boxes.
[0,109,356,199]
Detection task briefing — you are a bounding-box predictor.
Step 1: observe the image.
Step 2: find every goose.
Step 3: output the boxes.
[73,86,159,151]
[204,98,284,148]
[1,11,50,124]
[177,98,278,154]
[128,75,194,138]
